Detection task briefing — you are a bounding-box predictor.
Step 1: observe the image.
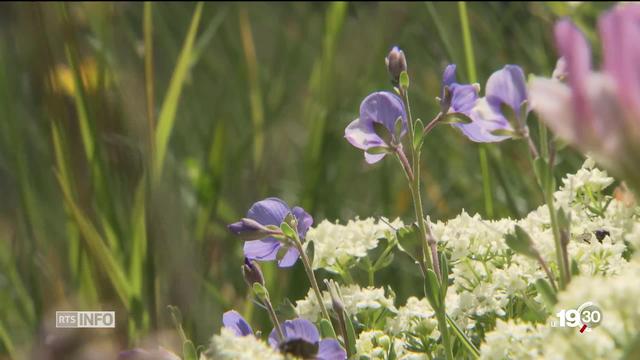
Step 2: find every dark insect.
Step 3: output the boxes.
[594,229,610,242]
[279,339,319,359]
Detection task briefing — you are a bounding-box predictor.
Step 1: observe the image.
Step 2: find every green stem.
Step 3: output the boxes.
[399,87,451,359]
[458,1,494,218]
[437,309,454,360]
[263,296,285,341]
[292,234,331,322]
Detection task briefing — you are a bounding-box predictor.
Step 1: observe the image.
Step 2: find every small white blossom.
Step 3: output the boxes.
[209,329,283,360]
[306,217,404,272]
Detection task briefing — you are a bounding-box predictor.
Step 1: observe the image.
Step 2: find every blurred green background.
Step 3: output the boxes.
[0,2,609,358]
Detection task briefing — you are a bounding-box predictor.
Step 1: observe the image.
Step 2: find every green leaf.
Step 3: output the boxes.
[183,340,198,360]
[439,252,449,301]
[505,226,538,259]
[319,318,336,339]
[394,116,403,140]
[365,146,391,155]
[424,269,441,310]
[344,312,357,357]
[413,118,424,150]
[441,113,473,124]
[490,128,520,138]
[252,282,269,301]
[446,313,480,358]
[280,222,296,239]
[571,259,581,276]
[534,278,557,307]
[153,2,204,181]
[399,70,409,90]
[372,122,393,145]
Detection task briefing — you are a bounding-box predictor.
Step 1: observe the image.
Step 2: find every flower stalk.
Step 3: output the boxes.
[398,83,452,360]
[290,230,332,322]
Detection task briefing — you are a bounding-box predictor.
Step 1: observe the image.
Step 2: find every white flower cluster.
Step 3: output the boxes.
[295,284,397,323]
[541,259,640,360]
[355,330,427,360]
[208,329,283,360]
[479,320,547,360]
[306,217,404,272]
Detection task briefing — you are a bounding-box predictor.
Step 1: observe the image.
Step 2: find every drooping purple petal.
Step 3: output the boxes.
[344,118,384,150]
[364,152,386,164]
[442,64,457,86]
[292,206,313,238]
[247,197,290,226]
[485,65,528,114]
[278,247,300,268]
[456,98,511,143]
[317,339,347,360]
[599,4,640,117]
[243,239,280,261]
[223,310,253,337]
[554,19,592,123]
[449,83,479,114]
[359,92,407,138]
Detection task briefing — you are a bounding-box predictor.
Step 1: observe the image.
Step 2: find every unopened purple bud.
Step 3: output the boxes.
[385,46,407,85]
[228,218,279,240]
[242,258,265,287]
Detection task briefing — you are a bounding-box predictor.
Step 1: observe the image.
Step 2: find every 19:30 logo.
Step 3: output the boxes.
[552,302,602,333]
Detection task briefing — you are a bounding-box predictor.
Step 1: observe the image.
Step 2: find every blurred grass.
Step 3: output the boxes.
[0,2,607,356]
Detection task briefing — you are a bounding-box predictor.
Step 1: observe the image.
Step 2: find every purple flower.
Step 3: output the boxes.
[268,318,346,360]
[228,197,312,268]
[223,310,254,337]
[345,92,408,164]
[118,348,180,360]
[530,4,640,176]
[439,64,479,115]
[446,64,528,143]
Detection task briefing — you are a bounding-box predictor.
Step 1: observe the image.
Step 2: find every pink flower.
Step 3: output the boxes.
[530,4,640,183]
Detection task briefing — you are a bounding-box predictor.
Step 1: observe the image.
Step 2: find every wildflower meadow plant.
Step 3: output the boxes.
[164,4,640,360]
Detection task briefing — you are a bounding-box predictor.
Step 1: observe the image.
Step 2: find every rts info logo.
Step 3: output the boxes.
[56,311,116,328]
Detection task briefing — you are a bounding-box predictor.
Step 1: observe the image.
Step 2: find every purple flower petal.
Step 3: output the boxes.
[456,98,511,143]
[223,310,253,337]
[317,339,347,360]
[278,247,300,268]
[485,65,528,113]
[344,118,383,150]
[292,206,313,238]
[442,64,457,86]
[449,83,479,114]
[243,239,280,261]
[364,152,386,164]
[227,220,249,235]
[359,92,407,139]
[554,19,592,122]
[247,197,290,226]
[281,319,320,344]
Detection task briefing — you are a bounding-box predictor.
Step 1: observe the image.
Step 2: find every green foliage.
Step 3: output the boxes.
[0,2,592,356]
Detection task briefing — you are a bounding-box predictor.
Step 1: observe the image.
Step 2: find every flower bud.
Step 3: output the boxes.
[552,57,567,82]
[376,335,391,351]
[385,46,407,86]
[242,258,265,287]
